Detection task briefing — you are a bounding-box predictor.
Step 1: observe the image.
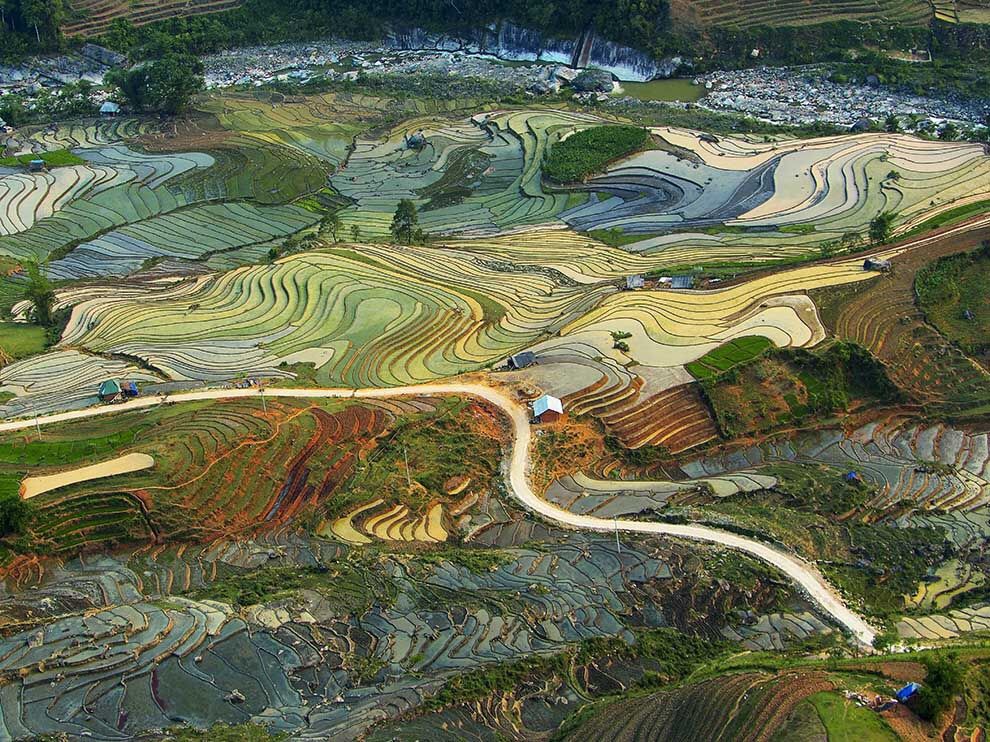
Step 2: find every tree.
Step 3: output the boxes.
[320,212,340,242]
[350,224,361,242]
[390,199,419,245]
[884,114,900,133]
[18,0,62,45]
[840,231,862,249]
[869,211,896,244]
[23,261,54,327]
[912,653,963,722]
[0,493,30,536]
[939,122,959,141]
[106,54,204,115]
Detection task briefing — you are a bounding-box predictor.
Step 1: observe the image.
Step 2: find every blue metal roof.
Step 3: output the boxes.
[533,395,563,417]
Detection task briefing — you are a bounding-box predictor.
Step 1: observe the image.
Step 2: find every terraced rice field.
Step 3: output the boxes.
[565,128,990,253]
[670,0,932,28]
[568,670,837,741]
[823,217,990,412]
[64,0,243,37]
[682,417,990,514]
[332,110,604,237]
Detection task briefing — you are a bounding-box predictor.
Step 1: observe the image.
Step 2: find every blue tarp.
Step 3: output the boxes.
[896,682,920,702]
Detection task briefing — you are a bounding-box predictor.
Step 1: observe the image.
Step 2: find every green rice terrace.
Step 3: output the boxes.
[1,75,990,741]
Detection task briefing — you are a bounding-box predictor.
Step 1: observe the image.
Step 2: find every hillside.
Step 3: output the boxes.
[669,0,933,28]
[63,0,243,38]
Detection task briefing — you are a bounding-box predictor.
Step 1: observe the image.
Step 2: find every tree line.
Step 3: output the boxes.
[0,0,67,58]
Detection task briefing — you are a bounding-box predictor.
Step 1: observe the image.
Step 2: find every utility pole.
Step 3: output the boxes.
[614,517,621,554]
[260,386,267,414]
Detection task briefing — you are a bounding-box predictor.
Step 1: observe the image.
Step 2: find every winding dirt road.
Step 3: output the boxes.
[1,381,878,646]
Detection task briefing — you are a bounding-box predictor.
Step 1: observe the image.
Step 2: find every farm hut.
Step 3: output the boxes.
[28,159,45,173]
[405,131,427,150]
[625,274,645,290]
[99,101,121,117]
[670,275,695,290]
[896,682,920,703]
[699,133,720,144]
[532,394,563,424]
[508,351,537,370]
[844,471,862,483]
[98,379,122,403]
[121,381,139,398]
[863,257,892,272]
[963,308,975,321]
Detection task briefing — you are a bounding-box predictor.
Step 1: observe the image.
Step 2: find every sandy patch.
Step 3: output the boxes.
[20,452,155,499]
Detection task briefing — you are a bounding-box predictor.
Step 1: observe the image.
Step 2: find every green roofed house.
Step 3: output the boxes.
[98,379,122,403]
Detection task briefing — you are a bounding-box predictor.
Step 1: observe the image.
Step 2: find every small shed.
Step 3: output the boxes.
[963,308,975,321]
[670,275,695,290]
[28,159,45,173]
[532,394,563,424]
[863,257,892,272]
[844,471,862,483]
[896,682,920,703]
[100,101,121,117]
[121,381,139,397]
[508,351,537,370]
[405,131,427,150]
[625,274,645,290]
[98,379,122,402]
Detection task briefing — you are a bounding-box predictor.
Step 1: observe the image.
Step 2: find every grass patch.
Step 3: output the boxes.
[0,322,47,362]
[190,561,394,613]
[0,149,85,168]
[160,723,286,741]
[543,125,651,183]
[699,463,952,616]
[807,691,899,741]
[414,546,515,574]
[322,396,503,521]
[916,241,990,358]
[426,627,729,712]
[701,341,901,438]
[900,199,990,239]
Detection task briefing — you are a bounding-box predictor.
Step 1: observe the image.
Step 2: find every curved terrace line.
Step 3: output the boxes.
[1,381,878,646]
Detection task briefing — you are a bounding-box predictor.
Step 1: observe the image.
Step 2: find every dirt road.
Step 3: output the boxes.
[0,382,878,646]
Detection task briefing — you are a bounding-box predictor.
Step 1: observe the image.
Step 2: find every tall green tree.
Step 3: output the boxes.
[0,493,30,536]
[320,212,341,242]
[105,54,204,115]
[23,261,54,327]
[390,199,419,245]
[19,0,62,45]
[869,211,896,245]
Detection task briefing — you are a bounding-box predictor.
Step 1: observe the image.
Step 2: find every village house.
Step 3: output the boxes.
[508,351,536,370]
[531,394,563,424]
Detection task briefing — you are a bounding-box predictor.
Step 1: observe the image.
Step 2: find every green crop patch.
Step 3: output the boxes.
[687,336,774,380]
[0,322,47,361]
[543,125,651,183]
[0,149,85,168]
